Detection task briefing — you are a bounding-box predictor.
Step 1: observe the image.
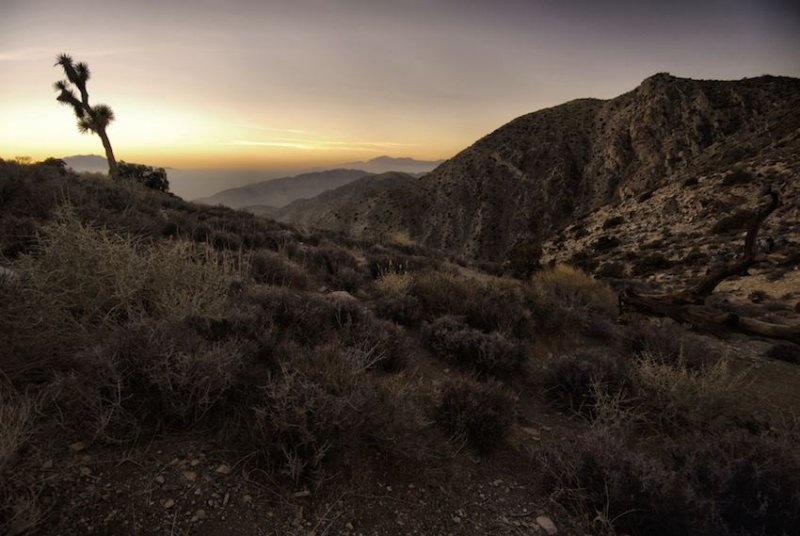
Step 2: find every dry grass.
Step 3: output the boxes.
[2,208,241,382]
[389,230,416,247]
[588,353,743,437]
[528,264,618,334]
[374,272,414,297]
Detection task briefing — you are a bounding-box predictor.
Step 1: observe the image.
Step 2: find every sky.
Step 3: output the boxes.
[1,0,799,171]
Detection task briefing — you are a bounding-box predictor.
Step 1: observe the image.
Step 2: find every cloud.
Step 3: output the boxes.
[237,125,309,135]
[229,137,416,152]
[230,140,314,149]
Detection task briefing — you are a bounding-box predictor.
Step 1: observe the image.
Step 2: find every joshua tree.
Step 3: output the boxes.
[53,53,118,178]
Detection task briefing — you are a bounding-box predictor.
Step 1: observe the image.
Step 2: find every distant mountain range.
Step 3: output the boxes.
[246,172,417,225]
[63,154,111,173]
[337,156,443,175]
[62,155,442,203]
[195,169,370,209]
[267,74,800,261]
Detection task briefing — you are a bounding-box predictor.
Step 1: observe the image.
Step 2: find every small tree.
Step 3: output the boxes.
[53,53,118,178]
[118,161,170,192]
[504,240,543,279]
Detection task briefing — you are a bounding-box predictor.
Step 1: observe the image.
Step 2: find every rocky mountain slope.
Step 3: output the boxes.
[278,74,800,261]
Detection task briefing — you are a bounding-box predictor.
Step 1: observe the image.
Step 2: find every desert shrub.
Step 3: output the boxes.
[624,319,720,368]
[676,430,800,535]
[626,356,740,436]
[366,250,434,278]
[210,230,242,250]
[632,252,673,275]
[250,250,308,289]
[721,168,754,186]
[567,249,598,272]
[1,210,238,383]
[237,346,397,483]
[341,317,411,372]
[764,343,800,364]
[711,209,754,234]
[371,273,423,325]
[0,215,38,258]
[246,287,347,346]
[503,241,542,279]
[533,430,693,536]
[301,246,365,292]
[571,225,590,239]
[602,215,625,229]
[41,319,248,443]
[246,286,407,368]
[374,293,424,326]
[117,161,169,192]
[422,316,526,377]
[407,272,471,319]
[542,350,629,414]
[434,380,515,453]
[527,264,618,334]
[595,261,625,278]
[592,235,620,252]
[0,161,63,222]
[106,320,245,426]
[463,279,532,337]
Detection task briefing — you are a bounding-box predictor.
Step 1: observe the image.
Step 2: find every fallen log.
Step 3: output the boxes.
[620,188,800,344]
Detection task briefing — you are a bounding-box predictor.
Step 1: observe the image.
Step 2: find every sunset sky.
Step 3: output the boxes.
[1,0,799,171]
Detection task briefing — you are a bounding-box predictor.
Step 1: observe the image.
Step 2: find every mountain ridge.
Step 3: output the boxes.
[274,73,800,260]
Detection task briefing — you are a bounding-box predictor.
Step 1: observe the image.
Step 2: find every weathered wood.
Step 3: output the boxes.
[688,190,780,298]
[620,189,800,344]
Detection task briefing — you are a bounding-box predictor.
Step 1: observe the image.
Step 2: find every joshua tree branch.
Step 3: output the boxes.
[620,189,799,344]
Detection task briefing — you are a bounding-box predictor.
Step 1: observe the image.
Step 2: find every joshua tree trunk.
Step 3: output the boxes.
[97,127,118,178]
[54,54,120,179]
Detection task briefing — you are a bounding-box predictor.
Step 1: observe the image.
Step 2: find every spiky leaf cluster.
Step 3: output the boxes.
[53,53,115,134]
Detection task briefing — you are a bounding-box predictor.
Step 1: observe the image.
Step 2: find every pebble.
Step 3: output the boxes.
[215,464,232,475]
[163,499,175,509]
[536,515,558,535]
[183,471,198,482]
[155,475,165,485]
[69,441,88,452]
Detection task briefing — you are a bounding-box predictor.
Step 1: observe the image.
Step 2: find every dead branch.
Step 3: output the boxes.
[621,189,800,344]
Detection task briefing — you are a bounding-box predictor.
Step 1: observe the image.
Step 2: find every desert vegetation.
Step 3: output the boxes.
[1,159,798,534]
